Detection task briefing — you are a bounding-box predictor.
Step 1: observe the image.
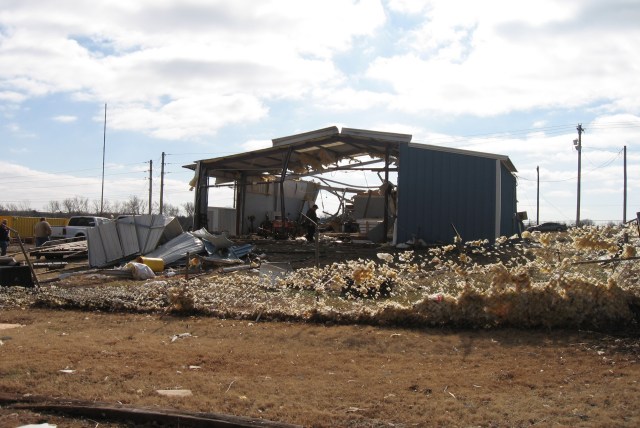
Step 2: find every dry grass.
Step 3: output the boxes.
[1,226,640,426]
[1,308,639,427]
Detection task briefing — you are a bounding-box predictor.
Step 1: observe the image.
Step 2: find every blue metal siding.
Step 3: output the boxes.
[397,145,502,244]
[500,164,518,236]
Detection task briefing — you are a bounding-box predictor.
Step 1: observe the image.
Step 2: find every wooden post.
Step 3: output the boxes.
[7,228,39,288]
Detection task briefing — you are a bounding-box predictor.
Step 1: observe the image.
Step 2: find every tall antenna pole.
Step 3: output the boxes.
[574,124,584,227]
[623,145,627,223]
[159,151,165,215]
[100,103,107,215]
[536,166,540,225]
[148,160,153,215]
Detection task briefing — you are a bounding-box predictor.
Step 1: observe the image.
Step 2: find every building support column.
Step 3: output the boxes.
[495,160,502,239]
[382,145,390,242]
[193,163,209,230]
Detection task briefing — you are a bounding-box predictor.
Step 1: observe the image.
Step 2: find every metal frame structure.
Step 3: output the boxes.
[186,127,410,238]
[185,126,517,243]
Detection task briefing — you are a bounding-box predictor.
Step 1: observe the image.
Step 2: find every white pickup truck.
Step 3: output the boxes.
[50,216,111,239]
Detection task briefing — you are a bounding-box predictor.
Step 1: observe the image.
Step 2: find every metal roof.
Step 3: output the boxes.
[408,142,517,173]
[184,126,412,182]
[184,126,517,181]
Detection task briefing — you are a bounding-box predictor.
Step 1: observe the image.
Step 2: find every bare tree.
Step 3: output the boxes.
[163,203,181,217]
[123,195,145,215]
[111,200,124,215]
[61,196,89,215]
[62,198,75,214]
[5,203,19,212]
[183,202,195,217]
[92,199,115,216]
[78,196,89,214]
[18,200,32,214]
[46,200,61,214]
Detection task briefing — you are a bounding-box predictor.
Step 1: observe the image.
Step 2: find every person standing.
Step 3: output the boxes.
[0,219,10,256]
[305,204,319,242]
[34,217,52,248]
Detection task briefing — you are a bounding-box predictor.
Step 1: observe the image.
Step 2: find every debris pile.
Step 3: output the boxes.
[0,223,638,332]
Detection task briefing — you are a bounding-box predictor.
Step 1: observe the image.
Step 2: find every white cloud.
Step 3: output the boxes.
[0,0,386,139]
[52,115,77,123]
[347,0,640,117]
[0,91,26,102]
[242,139,271,151]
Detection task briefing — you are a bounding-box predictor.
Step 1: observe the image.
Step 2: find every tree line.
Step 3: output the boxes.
[0,195,195,219]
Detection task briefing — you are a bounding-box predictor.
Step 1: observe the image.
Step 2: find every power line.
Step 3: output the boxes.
[517,148,624,182]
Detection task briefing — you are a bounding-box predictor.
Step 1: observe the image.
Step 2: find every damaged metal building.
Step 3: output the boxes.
[187,126,518,244]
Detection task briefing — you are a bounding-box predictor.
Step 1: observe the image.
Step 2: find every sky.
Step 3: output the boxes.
[1,0,639,224]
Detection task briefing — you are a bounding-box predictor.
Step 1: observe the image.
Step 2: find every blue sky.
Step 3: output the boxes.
[1,0,639,223]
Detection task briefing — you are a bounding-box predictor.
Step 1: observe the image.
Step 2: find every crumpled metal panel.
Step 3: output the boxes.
[88,215,184,268]
[229,244,254,259]
[191,227,233,249]
[87,227,107,267]
[132,215,168,254]
[144,232,204,265]
[88,221,123,267]
[116,220,140,257]
[160,217,184,246]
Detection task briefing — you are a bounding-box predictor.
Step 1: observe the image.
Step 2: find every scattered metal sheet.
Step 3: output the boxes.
[87,227,108,267]
[191,228,233,249]
[144,232,205,266]
[116,219,139,257]
[88,221,123,266]
[88,215,184,268]
[229,244,254,259]
[197,255,243,267]
[259,262,291,287]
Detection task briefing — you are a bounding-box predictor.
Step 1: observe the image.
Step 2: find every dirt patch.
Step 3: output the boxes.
[1,231,640,426]
[1,308,639,427]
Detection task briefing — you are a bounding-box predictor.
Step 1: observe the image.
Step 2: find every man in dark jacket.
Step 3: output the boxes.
[305,204,319,242]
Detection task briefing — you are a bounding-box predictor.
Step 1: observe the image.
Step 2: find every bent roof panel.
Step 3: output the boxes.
[184,126,516,179]
[187,127,412,180]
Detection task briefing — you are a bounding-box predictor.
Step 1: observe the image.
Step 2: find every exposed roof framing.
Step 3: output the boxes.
[184,126,517,183]
[185,126,411,182]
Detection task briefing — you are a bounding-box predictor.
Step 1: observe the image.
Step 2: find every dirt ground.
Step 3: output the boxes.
[1,239,639,427]
[0,308,639,427]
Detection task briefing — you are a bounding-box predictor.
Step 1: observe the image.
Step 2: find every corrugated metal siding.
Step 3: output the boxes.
[397,145,499,244]
[87,227,106,267]
[500,164,518,236]
[145,232,205,265]
[87,215,184,268]
[89,221,124,263]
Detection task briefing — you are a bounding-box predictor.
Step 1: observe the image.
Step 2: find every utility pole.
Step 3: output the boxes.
[623,145,627,223]
[148,160,153,215]
[100,103,107,215]
[536,165,540,225]
[574,124,584,227]
[159,151,165,215]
